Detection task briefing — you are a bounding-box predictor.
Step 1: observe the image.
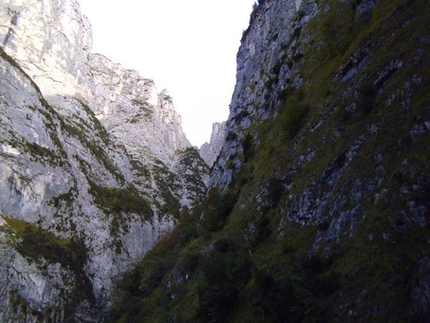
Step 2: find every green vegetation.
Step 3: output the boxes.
[153,164,182,218]
[48,189,75,209]
[4,217,86,269]
[131,99,154,121]
[88,180,153,220]
[107,183,341,323]
[176,148,209,197]
[61,117,124,182]
[76,98,112,146]
[4,217,95,317]
[24,141,65,166]
[106,0,430,321]
[356,81,376,115]
[278,91,311,138]
[88,180,153,251]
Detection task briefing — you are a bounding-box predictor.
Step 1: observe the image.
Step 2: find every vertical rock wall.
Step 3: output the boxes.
[210,0,317,188]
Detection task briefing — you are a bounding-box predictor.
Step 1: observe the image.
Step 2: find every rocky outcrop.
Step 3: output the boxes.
[0,0,208,321]
[3,0,429,321]
[0,0,192,171]
[199,122,226,167]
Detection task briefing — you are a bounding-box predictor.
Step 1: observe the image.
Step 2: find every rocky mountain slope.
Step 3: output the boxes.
[109,0,430,322]
[0,0,208,322]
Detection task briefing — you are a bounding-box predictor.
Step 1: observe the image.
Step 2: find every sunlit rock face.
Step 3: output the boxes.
[0,0,208,321]
[0,44,174,322]
[0,0,193,169]
[200,122,226,167]
[0,0,93,102]
[89,54,191,168]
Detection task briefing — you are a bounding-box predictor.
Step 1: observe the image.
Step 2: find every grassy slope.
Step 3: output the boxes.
[108,0,430,322]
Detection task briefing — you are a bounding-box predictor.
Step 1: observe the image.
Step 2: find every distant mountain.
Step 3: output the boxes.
[199,121,226,167]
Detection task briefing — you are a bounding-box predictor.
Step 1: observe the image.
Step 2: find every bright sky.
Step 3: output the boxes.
[78,0,256,147]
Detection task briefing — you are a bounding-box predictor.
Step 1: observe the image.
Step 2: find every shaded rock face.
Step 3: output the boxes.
[210,0,317,187]
[199,122,226,167]
[0,0,208,321]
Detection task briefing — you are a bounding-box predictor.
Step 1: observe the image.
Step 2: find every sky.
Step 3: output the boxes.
[78,0,257,147]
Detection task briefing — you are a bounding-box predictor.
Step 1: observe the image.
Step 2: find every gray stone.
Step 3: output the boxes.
[210,0,318,188]
[200,122,226,167]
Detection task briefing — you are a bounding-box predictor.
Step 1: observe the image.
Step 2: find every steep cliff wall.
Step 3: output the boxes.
[0,0,208,321]
[108,0,430,322]
[89,54,191,167]
[210,0,317,187]
[199,121,226,167]
[0,0,93,101]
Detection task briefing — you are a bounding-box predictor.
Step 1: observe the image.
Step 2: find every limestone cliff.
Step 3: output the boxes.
[2,0,430,321]
[210,0,318,187]
[0,0,208,321]
[89,54,191,168]
[199,121,226,167]
[0,0,93,101]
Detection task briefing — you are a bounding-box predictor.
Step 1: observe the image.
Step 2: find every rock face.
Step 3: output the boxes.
[0,0,208,321]
[210,0,317,187]
[0,0,93,101]
[89,54,191,168]
[199,122,226,167]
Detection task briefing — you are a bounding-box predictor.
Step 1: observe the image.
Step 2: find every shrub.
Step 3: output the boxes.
[242,133,255,162]
[198,237,251,322]
[199,188,239,232]
[4,218,87,270]
[279,97,310,138]
[88,181,152,219]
